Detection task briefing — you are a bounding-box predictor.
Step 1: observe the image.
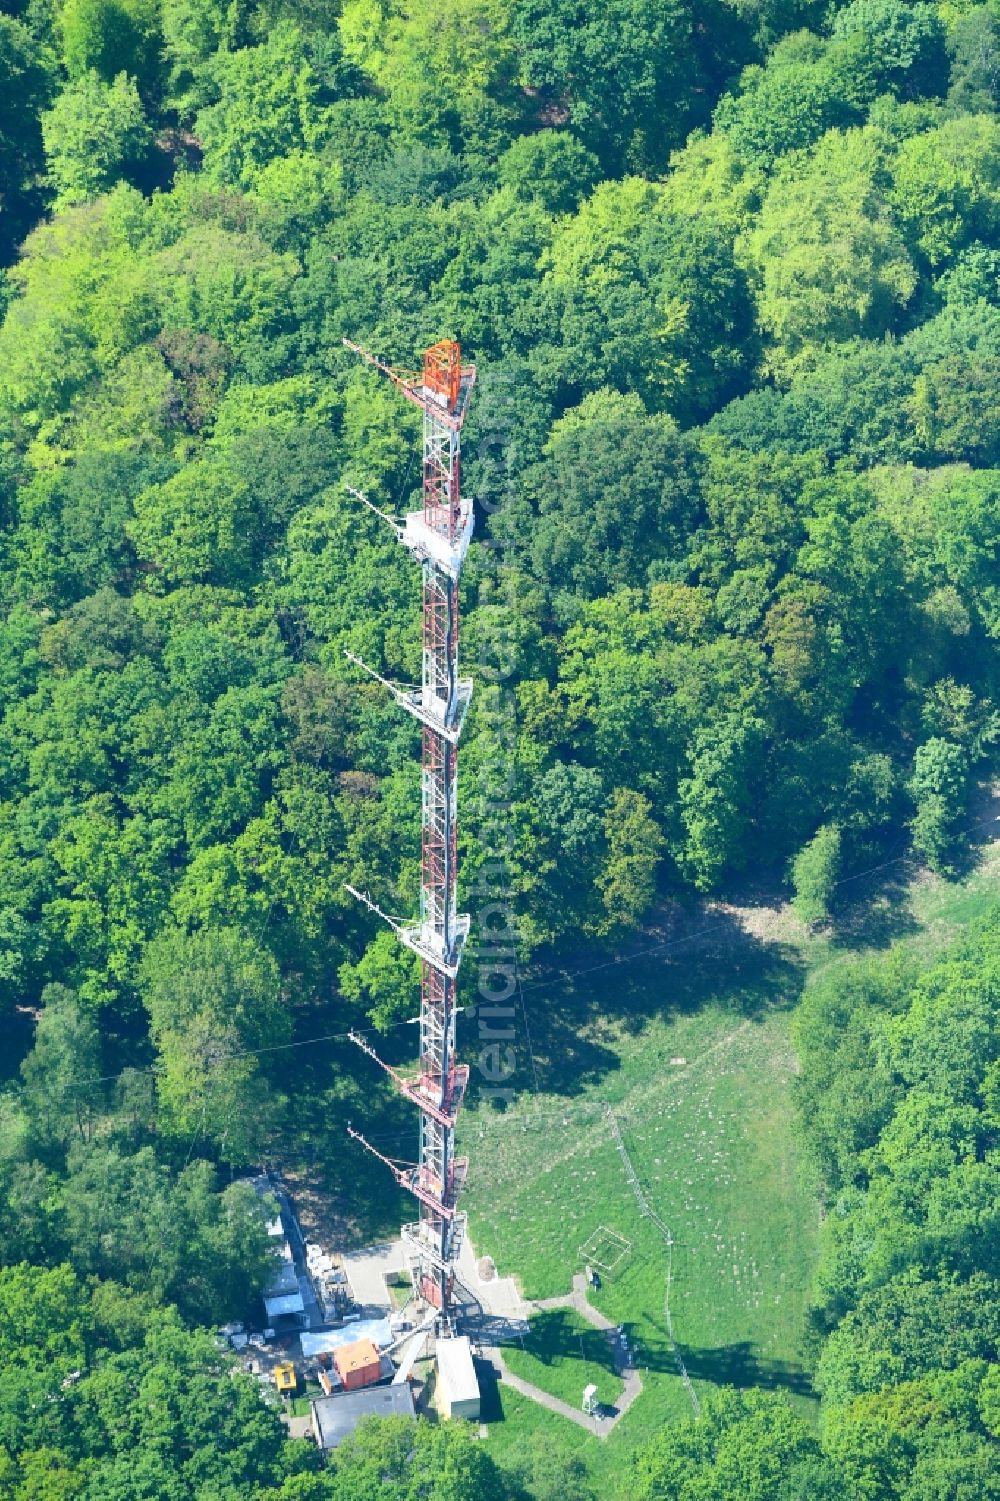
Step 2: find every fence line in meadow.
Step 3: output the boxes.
[607,1105,701,1418]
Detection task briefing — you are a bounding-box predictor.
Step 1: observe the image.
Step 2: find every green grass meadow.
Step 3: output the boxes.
[505,1307,625,1410]
[461,828,1000,1492]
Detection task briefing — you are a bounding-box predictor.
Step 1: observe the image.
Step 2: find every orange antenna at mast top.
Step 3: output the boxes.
[423,340,462,413]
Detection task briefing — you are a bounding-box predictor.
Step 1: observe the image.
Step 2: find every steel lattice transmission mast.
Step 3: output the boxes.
[342,338,476,1319]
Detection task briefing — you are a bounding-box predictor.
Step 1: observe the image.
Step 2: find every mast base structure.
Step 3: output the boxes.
[344,340,476,1320]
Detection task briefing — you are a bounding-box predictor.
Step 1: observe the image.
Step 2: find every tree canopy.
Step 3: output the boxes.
[2,0,1000,1495]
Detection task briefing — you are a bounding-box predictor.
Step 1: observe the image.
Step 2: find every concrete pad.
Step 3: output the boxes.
[458,1231,531,1324]
[282,1414,314,1440]
[341,1239,405,1311]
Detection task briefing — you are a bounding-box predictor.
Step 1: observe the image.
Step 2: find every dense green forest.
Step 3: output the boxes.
[2,0,1000,1495]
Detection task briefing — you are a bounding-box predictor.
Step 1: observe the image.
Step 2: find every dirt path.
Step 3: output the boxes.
[489,1346,606,1432]
[507,1273,643,1435]
[488,1301,642,1440]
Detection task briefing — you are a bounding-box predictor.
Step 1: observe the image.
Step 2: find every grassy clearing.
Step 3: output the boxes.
[480,1382,605,1477]
[504,1307,624,1409]
[463,994,818,1450]
[386,1273,413,1310]
[462,823,1000,1495]
[464,989,819,1496]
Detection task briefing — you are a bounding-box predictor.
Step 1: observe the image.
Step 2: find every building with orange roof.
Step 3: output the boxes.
[332,1337,381,1392]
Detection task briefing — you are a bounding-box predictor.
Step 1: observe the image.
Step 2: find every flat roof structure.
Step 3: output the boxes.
[311,1385,415,1450]
[435,1335,480,1420]
[333,1337,381,1391]
[264,1292,305,1320]
[264,1248,298,1299]
[299,1319,391,1359]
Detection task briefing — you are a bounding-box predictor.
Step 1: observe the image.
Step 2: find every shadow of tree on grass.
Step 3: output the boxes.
[500,906,807,1100]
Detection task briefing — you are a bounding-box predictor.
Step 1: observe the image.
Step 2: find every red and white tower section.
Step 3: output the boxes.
[342,339,476,1318]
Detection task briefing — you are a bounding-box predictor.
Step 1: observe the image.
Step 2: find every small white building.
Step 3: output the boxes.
[262,1241,306,1325]
[435,1335,480,1421]
[264,1291,305,1322]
